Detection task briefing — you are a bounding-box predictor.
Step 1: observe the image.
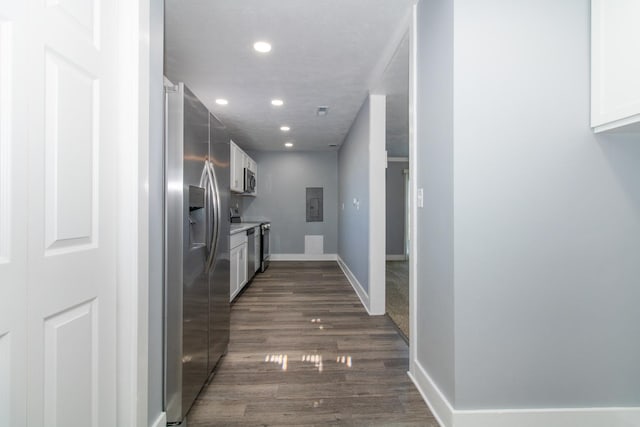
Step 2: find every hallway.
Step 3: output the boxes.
[187,262,435,426]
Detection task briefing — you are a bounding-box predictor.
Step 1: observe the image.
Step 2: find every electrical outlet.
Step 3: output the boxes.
[417,188,424,208]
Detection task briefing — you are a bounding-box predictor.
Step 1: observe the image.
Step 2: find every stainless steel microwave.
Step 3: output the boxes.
[244,168,256,193]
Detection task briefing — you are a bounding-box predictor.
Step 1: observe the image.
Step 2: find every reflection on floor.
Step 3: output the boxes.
[386,260,409,339]
[187,261,435,426]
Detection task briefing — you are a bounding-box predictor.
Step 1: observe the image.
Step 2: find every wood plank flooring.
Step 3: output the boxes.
[187,261,436,426]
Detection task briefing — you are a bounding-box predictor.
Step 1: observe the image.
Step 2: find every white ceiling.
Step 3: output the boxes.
[165,0,413,152]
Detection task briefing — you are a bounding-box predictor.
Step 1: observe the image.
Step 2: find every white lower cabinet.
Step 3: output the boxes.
[230,232,248,301]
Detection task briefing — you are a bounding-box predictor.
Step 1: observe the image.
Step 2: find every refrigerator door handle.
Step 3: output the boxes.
[199,161,217,263]
[205,160,221,271]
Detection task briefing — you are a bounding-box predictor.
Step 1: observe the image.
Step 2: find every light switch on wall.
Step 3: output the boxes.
[417,188,424,208]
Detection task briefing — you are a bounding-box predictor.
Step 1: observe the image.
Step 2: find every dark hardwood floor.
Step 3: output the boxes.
[187,261,436,426]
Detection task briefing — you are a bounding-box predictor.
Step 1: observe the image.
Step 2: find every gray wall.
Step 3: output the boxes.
[240,151,338,254]
[338,97,371,292]
[386,161,407,255]
[148,0,164,423]
[414,0,456,403]
[415,0,640,410]
[452,0,640,409]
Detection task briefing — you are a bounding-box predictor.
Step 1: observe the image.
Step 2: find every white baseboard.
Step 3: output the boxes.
[150,411,166,427]
[455,406,640,427]
[336,255,371,315]
[409,359,640,427]
[270,253,337,261]
[409,360,454,427]
[386,254,407,261]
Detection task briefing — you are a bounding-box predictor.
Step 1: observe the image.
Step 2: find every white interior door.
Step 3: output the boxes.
[0,0,122,425]
[27,0,119,425]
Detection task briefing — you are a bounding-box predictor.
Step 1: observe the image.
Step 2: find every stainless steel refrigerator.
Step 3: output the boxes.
[164,80,230,424]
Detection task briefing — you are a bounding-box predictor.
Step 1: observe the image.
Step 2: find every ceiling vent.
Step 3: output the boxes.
[316,106,329,116]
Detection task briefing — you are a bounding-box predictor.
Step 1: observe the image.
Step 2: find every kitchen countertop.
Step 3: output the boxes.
[230,222,262,235]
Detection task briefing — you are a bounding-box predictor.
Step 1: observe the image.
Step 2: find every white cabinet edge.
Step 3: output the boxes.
[593,112,640,133]
[590,0,640,132]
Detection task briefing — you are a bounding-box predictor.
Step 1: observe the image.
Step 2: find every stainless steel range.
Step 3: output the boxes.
[260,222,271,272]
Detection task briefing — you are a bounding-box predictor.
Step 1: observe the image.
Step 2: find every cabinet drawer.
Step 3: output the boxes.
[230,232,247,249]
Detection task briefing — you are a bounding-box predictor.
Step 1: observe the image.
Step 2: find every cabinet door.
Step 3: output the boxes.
[230,245,239,301]
[236,148,246,192]
[230,142,243,193]
[243,153,250,171]
[246,157,256,173]
[229,143,236,192]
[238,243,248,288]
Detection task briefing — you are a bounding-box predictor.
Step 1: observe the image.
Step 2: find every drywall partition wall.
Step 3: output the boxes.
[413,0,456,407]
[241,151,338,256]
[452,0,640,411]
[386,161,408,256]
[338,97,371,293]
[337,94,386,315]
[368,94,387,315]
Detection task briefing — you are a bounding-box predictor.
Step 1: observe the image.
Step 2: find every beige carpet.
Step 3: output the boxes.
[386,260,409,339]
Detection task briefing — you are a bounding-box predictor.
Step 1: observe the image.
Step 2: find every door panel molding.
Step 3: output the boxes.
[43,49,99,255]
[43,299,98,427]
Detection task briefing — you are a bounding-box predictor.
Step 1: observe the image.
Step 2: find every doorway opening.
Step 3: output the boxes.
[383,32,411,341]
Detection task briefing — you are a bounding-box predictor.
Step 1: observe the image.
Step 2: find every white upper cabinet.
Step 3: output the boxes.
[591,0,640,133]
[229,140,257,194]
[230,141,244,193]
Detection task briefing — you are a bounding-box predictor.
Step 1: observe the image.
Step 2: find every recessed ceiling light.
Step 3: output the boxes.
[280,126,290,132]
[253,41,272,53]
[271,99,284,106]
[284,142,293,148]
[215,98,228,105]
[316,106,329,116]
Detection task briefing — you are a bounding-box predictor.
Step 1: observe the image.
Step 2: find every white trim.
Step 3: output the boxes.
[409,358,640,427]
[408,2,419,373]
[388,156,409,162]
[409,359,454,427]
[150,412,167,427]
[386,254,407,261]
[337,256,371,315]
[270,253,337,261]
[368,94,386,316]
[116,0,151,425]
[455,407,640,427]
